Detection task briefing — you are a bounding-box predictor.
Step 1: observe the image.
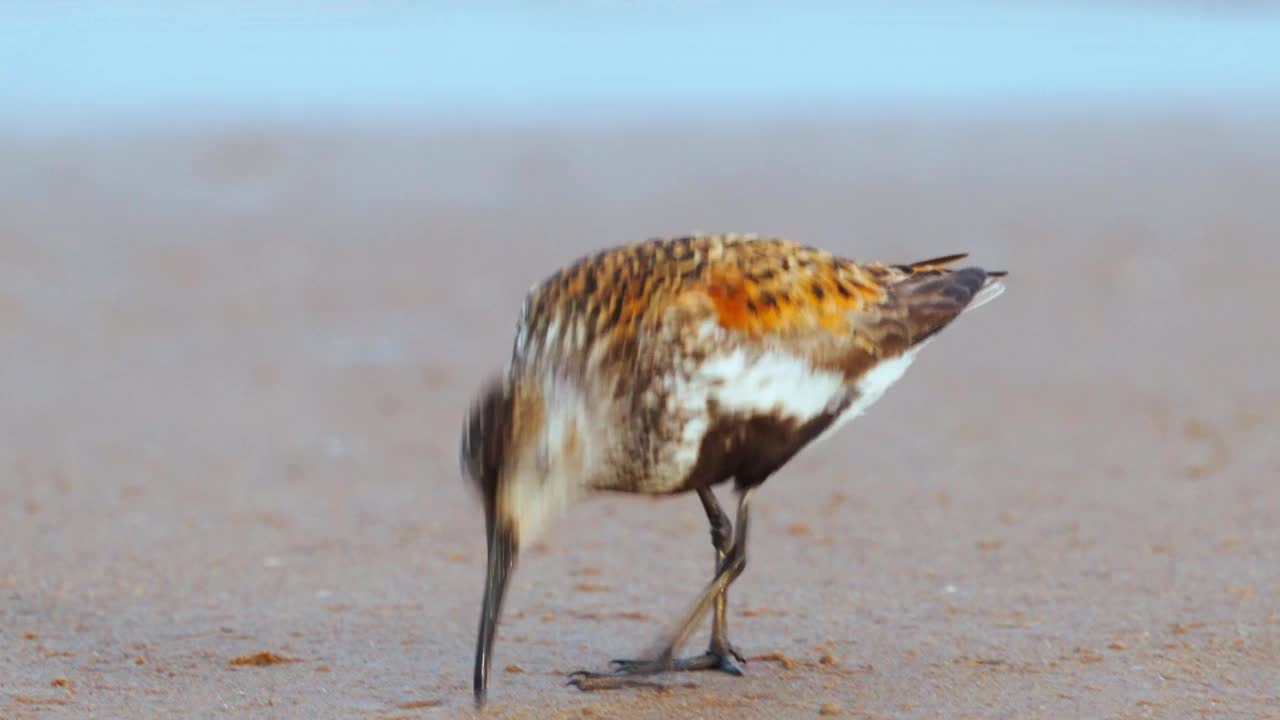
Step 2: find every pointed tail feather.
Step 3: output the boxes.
[894,266,1006,345]
[966,273,1006,313]
[894,253,970,273]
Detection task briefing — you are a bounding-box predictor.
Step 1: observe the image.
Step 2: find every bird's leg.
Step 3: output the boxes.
[570,489,755,688]
[687,487,747,673]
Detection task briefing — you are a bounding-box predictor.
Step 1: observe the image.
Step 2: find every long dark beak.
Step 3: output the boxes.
[473,514,517,707]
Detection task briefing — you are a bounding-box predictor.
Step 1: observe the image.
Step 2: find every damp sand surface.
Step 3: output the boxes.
[2,115,1278,718]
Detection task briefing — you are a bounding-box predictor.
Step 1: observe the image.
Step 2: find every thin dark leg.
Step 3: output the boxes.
[694,488,746,673]
[570,489,755,688]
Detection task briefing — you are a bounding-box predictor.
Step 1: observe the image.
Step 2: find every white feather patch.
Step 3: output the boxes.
[503,467,575,544]
[501,381,589,544]
[812,349,918,446]
[648,348,847,489]
[967,277,1005,312]
[848,350,917,418]
[700,349,846,420]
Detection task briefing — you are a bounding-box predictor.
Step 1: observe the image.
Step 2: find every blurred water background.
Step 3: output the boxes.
[3,1,1279,134]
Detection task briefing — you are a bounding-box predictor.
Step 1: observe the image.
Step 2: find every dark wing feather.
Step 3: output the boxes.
[888,266,999,346]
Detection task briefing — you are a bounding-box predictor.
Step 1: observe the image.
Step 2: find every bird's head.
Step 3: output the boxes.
[461,373,593,705]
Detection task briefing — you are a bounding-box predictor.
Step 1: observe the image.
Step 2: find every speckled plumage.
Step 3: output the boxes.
[494,233,1003,496]
[463,233,1006,704]
[515,234,907,371]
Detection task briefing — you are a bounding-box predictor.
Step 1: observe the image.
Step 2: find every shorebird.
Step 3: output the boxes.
[462,234,1005,704]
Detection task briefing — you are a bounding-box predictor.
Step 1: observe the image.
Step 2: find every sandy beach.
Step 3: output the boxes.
[2,113,1277,719]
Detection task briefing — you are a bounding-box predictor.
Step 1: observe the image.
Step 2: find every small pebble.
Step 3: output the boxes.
[786,522,813,537]
[751,651,797,669]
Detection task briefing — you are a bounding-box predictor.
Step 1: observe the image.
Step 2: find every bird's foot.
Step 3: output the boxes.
[568,645,746,692]
[691,642,747,675]
[567,650,672,690]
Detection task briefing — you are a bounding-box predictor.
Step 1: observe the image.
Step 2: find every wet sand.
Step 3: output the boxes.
[2,114,1278,719]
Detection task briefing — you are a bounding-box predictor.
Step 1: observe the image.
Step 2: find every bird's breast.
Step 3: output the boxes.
[622,348,854,494]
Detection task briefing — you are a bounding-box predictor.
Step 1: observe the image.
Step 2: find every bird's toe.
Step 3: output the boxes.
[716,641,748,666]
[672,648,745,676]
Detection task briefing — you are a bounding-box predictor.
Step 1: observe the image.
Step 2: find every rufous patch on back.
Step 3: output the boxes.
[701,259,885,338]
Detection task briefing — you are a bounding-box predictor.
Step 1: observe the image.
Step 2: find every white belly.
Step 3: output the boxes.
[701,348,848,419]
[645,348,917,492]
[814,349,918,445]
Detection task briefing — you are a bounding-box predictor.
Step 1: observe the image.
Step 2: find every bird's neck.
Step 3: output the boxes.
[502,374,612,544]
[540,376,615,486]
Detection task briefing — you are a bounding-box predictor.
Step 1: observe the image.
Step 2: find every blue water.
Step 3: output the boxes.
[3,1,1278,129]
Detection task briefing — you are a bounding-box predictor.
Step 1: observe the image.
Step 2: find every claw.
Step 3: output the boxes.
[683,646,745,675]
[715,653,745,676]
[720,643,748,666]
[569,646,745,691]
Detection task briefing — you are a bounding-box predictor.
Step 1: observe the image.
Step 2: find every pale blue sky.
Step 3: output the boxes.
[3,2,1279,130]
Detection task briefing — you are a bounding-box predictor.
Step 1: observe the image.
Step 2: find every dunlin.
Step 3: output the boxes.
[462,234,1006,704]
